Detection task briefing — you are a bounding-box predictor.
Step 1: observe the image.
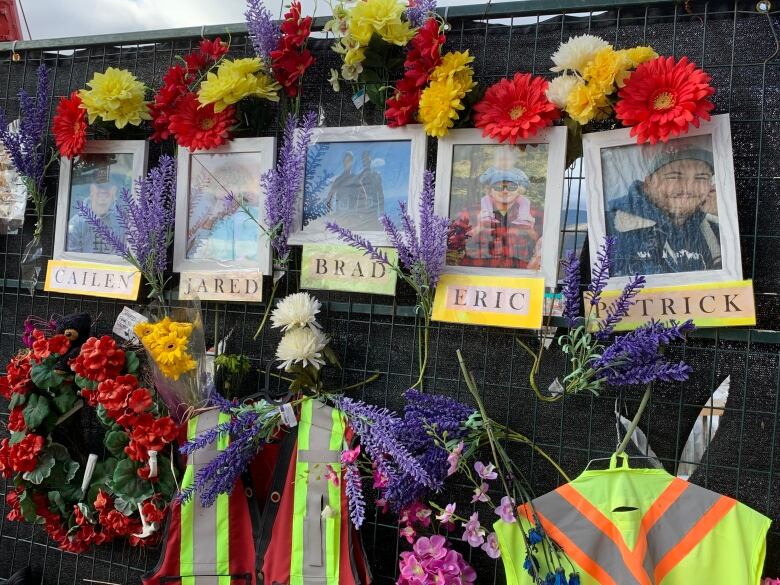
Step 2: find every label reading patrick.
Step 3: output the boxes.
[179,271,263,302]
[587,280,756,330]
[432,274,545,329]
[45,260,141,300]
[300,244,398,295]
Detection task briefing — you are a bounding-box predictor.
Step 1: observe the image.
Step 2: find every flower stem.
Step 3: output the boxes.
[412,308,430,389]
[254,276,281,340]
[616,383,652,455]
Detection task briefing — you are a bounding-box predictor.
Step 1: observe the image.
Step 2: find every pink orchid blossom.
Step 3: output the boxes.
[461,512,485,548]
[494,496,516,523]
[340,445,361,464]
[397,534,477,585]
[474,461,498,481]
[436,503,456,525]
[324,464,340,486]
[400,525,416,544]
[471,482,490,503]
[481,532,501,559]
[446,441,465,476]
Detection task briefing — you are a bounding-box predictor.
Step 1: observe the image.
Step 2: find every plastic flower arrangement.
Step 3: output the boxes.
[245,0,315,102]
[473,72,560,143]
[149,37,234,150]
[228,111,317,337]
[52,66,150,160]
[75,155,176,304]
[397,535,477,585]
[135,317,197,381]
[0,64,51,287]
[418,50,477,137]
[326,170,450,388]
[0,316,178,553]
[545,35,659,159]
[325,0,435,106]
[614,55,716,144]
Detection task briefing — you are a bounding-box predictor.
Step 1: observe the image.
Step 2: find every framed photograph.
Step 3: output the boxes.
[173,138,275,274]
[54,140,148,264]
[584,114,742,288]
[434,127,567,286]
[288,125,427,246]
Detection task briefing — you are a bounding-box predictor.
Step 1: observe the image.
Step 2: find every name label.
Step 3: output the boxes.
[44,260,141,300]
[179,271,263,302]
[433,274,545,329]
[300,244,398,295]
[587,280,756,330]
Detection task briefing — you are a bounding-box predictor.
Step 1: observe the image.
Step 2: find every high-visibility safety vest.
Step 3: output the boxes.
[143,409,258,585]
[495,453,771,585]
[255,398,371,585]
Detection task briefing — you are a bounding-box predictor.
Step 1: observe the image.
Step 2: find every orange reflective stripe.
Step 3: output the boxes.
[654,496,736,582]
[534,508,619,585]
[633,478,689,565]
[557,484,652,585]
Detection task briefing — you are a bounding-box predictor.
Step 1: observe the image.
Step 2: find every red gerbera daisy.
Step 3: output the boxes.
[168,92,235,151]
[473,73,560,143]
[615,56,715,145]
[52,92,87,158]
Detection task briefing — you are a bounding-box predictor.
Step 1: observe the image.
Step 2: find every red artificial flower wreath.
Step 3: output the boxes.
[615,55,716,145]
[0,323,179,553]
[473,72,560,143]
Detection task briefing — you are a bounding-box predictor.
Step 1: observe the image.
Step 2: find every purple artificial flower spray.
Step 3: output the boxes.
[327,170,449,387]
[245,0,281,65]
[76,155,176,303]
[405,0,437,28]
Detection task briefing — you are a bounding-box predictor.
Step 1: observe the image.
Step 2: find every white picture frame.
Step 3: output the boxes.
[583,114,742,289]
[433,127,567,287]
[173,137,275,275]
[288,125,428,246]
[54,140,148,265]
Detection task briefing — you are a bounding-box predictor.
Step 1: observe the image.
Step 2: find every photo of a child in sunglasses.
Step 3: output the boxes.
[447,144,547,269]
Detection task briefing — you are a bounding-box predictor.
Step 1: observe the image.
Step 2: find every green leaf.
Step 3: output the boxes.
[74,374,98,390]
[105,431,130,458]
[95,404,113,427]
[125,351,140,375]
[112,459,154,504]
[76,502,97,524]
[8,392,27,410]
[113,496,136,516]
[30,358,63,390]
[52,390,77,414]
[22,452,56,485]
[23,394,51,430]
[48,491,69,516]
[155,455,177,498]
[9,431,25,445]
[19,491,38,523]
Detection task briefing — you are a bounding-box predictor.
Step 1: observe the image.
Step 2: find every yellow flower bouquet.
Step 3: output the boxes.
[325,0,433,107]
[134,305,209,422]
[78,67,151,129]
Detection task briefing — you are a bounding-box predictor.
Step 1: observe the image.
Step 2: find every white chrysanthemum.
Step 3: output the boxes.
[546,74,582,109]
[550,35,611,74]
[271,292,322,331]
[276,327,329,370]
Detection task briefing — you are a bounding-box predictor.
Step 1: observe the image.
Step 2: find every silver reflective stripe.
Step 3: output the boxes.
[191,410,222,585]
[533,490,644,585]
[298,401,339,577]
[642,482,722,578]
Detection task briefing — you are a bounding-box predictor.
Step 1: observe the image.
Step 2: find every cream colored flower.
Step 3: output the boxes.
[546,74,582,109]
[276,327,329,370]
[329,69,341,92]
[550,34,611,74]
[341,62,364,81]
[271,292,322,331]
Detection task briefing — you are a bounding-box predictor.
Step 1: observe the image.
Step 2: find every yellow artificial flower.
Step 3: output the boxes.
[345,46,367,66]
[148,333,197,381]
[582,47,632,94]
[565,82,612,125]
[418,78,464,138]
[348,0,412,46]
[78,67,150,128]
[198,58,281,112]
[430,51,477,96]
[621,46,659,68]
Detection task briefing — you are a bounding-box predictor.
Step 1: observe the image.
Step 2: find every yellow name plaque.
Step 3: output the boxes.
[588,280,756,330]
[433,274,545,329]
[45,260,141,300]
[300,244,398,295]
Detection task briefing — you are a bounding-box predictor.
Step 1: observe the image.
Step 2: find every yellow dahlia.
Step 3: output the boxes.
[418,78,464,137]
[78,67,150,128]
[198,58,281,112]
[431,51,476,96]
[565,82,612,125]
[621,46,659,68]
[582,46,633,94]
[348,0,414,46]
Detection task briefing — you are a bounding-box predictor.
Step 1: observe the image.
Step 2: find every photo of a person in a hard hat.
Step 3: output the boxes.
[461,166,542,269]
[605,146,721,277]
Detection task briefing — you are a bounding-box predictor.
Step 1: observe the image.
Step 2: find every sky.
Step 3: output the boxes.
[20,0,488,40]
